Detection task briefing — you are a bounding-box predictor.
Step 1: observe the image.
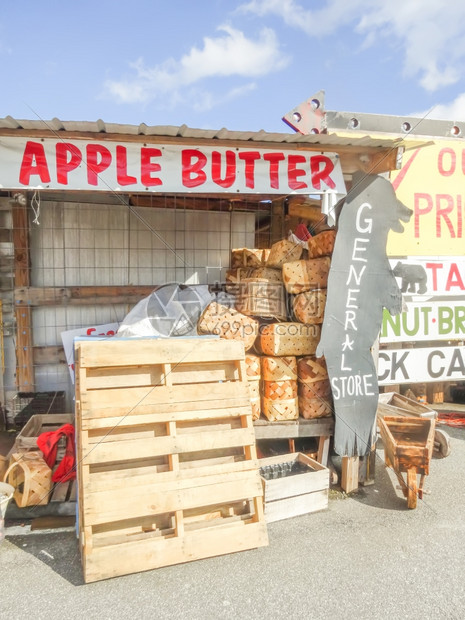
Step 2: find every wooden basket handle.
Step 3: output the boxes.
[3,459,31,508]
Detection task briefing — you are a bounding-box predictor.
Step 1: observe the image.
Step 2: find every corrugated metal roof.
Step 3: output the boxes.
[0,115,411,149]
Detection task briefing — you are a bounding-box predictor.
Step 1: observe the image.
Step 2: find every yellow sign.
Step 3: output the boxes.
[388,140,465,256]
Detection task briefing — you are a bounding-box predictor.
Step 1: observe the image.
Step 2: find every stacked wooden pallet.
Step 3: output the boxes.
[75,337,268,583]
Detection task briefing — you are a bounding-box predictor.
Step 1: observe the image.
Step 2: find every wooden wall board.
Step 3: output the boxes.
[75,337,268,583]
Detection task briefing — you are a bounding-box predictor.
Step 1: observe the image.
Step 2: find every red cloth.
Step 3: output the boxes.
[438,411,465,427]
[37,423,76,482]
[294,222,311,241]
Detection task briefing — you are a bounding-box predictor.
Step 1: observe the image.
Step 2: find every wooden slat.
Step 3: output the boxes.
[50,482,71,503]
[78,338,245,368]
[87,458,258,493]
[253,417,334,439]
[84,520,268,583]
[87,424,167,444]
[15,285,155,307]
[82,427,256,465]
[80,383,250,418]
[83,361,240,390]
[265,490,328,523]
[84,471,263,526]
[84,365,164,390]
[81,405,251,430]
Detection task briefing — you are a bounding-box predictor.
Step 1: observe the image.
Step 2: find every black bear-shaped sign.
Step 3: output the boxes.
[316,172,413,457]
[392,261,428,294]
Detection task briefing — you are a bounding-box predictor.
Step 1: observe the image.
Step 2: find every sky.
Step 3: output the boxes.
[2,0,465,133]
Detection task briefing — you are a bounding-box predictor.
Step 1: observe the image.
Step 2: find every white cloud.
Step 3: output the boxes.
[417,93,465,122]
[104,25,288,107]
[239,0,465,92]
[191,83,258,113]
[238,0,365,37]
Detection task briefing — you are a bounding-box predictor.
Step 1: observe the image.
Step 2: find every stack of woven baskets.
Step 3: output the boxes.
[197,231,336,422]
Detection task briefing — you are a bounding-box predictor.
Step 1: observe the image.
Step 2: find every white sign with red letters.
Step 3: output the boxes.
[61,322,119,383]
[0,136,346,195]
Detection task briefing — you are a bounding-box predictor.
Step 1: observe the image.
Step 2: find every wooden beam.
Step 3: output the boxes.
[341,456,360,493]
[360,147,402,175]
[15,285,156,307]
[12,197,34,390]
[287,202,322,224]
[270,199,285,244]
[129,194,272,212]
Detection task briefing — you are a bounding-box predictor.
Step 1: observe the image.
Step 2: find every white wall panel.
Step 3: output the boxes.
[27,200,256,397]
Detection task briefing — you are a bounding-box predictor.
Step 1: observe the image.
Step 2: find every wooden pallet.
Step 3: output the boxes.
[75,337,268,583]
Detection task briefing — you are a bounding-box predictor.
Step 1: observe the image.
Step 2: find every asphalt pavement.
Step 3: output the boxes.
[1,411,464,620]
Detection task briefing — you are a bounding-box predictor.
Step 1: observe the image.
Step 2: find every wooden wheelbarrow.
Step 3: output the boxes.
[377,415,435,509]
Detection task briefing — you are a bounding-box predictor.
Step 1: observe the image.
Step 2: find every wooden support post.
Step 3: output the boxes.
[358,447,376,486]
[317,436,330,467]
[270,199,285,244]
[341,456,359,493]
[12,196,34,391]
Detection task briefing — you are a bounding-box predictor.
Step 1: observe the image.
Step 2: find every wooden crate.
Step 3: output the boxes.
[5,413,76,510]
[259,452,329,523]
[377,392,437,419]
[7,413,74,458]
[75,337,268,583]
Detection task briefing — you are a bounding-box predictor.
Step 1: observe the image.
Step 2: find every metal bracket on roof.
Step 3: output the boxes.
[282,90,327,135]
[282,91,465,138]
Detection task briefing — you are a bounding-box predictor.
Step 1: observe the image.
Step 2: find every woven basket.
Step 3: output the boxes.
[298,377,332,419]
[299,397,333,419]
[263,380,297,400]
[298,379,331,400]
[297,356,329,384]
[283,257,331,294]
[235,279,287,320]
[245,354,261,379]
[307,230,337,258]
[231,248,266,269]
[249,267,282,282]
[262,397,299,421]
[266,239,302,268]
[4,451,52,507]
[261,356,297,382]
[197,302,258,351]
[260,322,320,357]
[292,290,327,324]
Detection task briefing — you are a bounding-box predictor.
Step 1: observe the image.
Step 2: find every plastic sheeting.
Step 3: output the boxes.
[116,284,214,338]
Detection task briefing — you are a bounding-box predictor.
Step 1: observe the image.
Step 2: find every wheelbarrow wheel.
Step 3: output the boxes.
[407,468,417,509]
[434,428,451,458]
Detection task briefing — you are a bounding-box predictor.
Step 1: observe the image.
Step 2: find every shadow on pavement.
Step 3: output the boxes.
[330,449,409,511]
[6,530,85,586]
